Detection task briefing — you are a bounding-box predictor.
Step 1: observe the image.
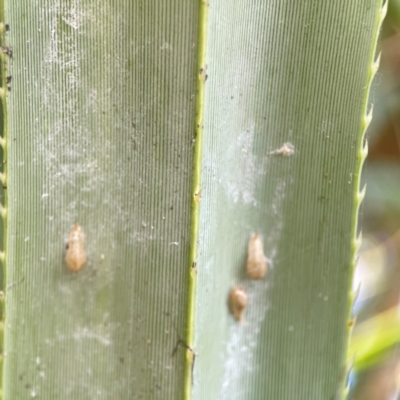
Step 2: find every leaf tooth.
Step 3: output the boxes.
[381,0,388,22]
[364,105,373,131]
[361,139,368,161]
[372,52,381,77]
[353,231,362,253]
[352,281,361,305]
[357,184,366,204]
[345,356,356,393]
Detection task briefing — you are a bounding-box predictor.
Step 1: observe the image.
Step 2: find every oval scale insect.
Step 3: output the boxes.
[246,233,268,279]
[229,286,248,323]
[65,224,87,272]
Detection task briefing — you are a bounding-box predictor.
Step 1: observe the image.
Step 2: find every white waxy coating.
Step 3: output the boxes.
[65,224,87,272]
[246,233,268,279]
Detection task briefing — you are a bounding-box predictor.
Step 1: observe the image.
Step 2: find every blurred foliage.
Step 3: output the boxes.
[350,2,400,398]
[351,306,400,370]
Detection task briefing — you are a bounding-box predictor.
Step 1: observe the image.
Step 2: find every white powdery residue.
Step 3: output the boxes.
[49,325,112,346]
[219,123,261,206]
[41,0,84,87]
[219,280,270,399]
[129,229,157,246]
[268,142,295,156]
[317,118,333,139]
[37,1,89,178]
[270,179,286,217]
[160,42,173,51]
[32,2,130,257]
[262,179,288,265]
[72,326,111,346]
[36,1,99,170]
[45,322,113,347]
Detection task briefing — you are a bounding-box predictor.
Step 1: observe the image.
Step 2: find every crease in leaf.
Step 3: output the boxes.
[0,10,8,400]
[185,1,209,399]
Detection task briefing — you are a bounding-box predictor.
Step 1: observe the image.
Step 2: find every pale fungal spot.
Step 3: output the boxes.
[269,142,295,156]
[229,286,248,322]
[198,67,207,82]
[65,224,87,272]
[246,233,268,279]
[1,46,12,58]
[194,188,202,202]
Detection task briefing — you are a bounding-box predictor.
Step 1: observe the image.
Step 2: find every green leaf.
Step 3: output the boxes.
[3,2,199,398]
[193,1,385,399]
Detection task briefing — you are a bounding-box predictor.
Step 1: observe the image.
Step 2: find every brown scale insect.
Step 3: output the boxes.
[65,224,87,272]
[246,233,268,279]
[229,286,248,322]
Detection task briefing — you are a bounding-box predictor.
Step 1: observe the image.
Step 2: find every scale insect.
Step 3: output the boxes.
[65,224,87,272]
[229,286,248,322]
[246,233,268,279]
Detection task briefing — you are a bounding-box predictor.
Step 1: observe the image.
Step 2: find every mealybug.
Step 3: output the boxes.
[229,286,248,322]
[246,233,268,279]
[269,142,295,156]
[65,224,87,272]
